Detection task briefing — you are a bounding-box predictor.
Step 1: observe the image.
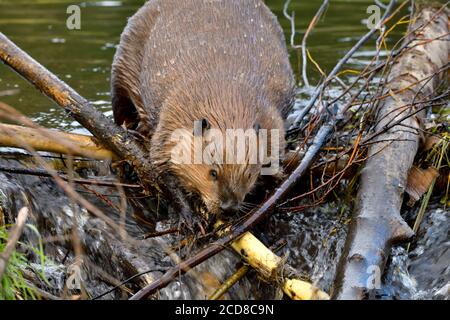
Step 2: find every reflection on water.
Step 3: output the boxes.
[0,0,403,131]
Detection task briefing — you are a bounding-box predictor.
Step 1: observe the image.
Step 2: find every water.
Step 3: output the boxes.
[0,0,447,300]
[0,0,405,131]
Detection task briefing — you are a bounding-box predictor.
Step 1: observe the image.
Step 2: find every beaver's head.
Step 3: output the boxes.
[149,81,287,217]
[159,116,284,217]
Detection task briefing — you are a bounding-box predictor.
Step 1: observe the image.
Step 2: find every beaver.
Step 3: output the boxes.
[111,0,295,217]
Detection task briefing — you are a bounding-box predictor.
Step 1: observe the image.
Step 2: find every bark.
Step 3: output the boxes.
[333,5,449,300]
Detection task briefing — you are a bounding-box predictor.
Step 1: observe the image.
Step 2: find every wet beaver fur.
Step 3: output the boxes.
[111,0,295,219]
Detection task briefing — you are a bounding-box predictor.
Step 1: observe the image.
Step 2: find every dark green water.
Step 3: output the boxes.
[0,0,405,131]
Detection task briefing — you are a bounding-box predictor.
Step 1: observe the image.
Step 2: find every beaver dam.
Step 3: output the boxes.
[0,0,448,300]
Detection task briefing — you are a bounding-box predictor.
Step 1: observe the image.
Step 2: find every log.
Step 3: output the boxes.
[333,4,449,300]
[0,123,115,160]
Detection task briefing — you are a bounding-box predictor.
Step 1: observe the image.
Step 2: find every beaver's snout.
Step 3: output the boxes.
[220,199,240,216]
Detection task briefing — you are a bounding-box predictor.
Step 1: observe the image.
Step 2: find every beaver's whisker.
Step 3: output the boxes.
[241,201,257,209]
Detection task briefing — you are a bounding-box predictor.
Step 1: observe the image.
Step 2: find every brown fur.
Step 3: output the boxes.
[112,0,295,215]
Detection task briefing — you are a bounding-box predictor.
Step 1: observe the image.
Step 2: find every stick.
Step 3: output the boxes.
[0,166,141,189]
[0,207,29,280]
[333,4,449,300]
[301,0,329,87]
[208,265,250,300]
[0,123,114,160]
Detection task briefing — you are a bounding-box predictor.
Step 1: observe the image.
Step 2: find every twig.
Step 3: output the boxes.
[23,280,62,300]
[92,268,168,300]
[142,228,180,239]
[283,0,302,50]
[208,265,249,300]
[0,207,29,280]
[0,165,141,189]
[292,0,397,127]
[301,0,329,87]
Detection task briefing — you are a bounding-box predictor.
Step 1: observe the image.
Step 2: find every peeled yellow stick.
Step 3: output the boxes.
[0,123,115,160]
[216,221,330,300]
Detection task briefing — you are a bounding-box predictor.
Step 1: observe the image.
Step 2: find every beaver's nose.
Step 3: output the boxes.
[220,200,239,215]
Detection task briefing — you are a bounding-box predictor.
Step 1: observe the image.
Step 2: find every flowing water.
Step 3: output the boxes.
[0,0,448,299]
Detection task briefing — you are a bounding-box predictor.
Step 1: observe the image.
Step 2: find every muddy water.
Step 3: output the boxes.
[0,0,447,299]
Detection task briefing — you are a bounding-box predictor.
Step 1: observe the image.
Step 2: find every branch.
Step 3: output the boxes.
[333,4,449,300]
[0,123,114,160]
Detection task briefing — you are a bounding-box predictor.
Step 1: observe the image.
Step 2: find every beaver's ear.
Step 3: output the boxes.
[201,118,210,130]
[193,118,210,136]
[254,123,261,133]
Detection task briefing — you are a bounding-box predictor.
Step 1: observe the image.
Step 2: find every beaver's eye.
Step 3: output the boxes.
[262,161,271,168]
[209,169,218,180]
